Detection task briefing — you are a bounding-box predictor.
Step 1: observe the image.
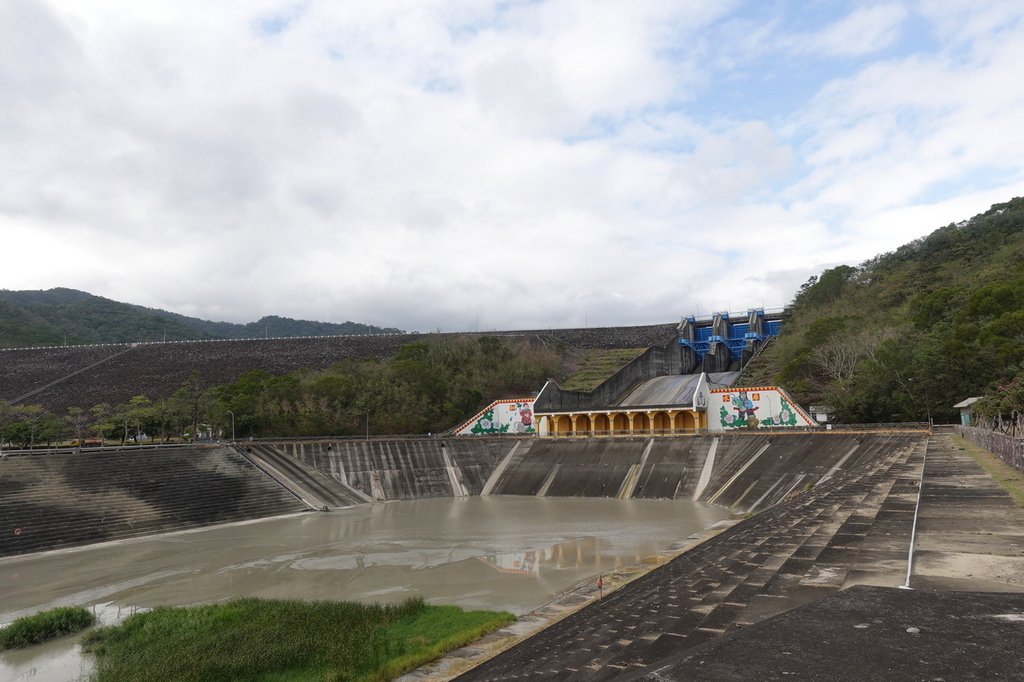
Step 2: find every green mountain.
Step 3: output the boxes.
[0,288,403,347]
[749,197,1024,423]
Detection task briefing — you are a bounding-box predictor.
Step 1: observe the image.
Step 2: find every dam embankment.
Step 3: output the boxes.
[0,432,931,557]
[0,445,307,557]
[453,433,1024,681]
[268,432,927,514]
[457,435,929,681]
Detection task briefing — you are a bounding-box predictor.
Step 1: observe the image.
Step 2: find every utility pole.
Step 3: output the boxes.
[227,410,235,441]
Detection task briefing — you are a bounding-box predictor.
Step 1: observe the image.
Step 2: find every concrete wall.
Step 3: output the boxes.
[454,399,536,435]
[489,433,925,512]
[267,438,517,500]
[535,338,684,413]
[0,431,928,555]
[0,446,307,557]
[708,387,816,431]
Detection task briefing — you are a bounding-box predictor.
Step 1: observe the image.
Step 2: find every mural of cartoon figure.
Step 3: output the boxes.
[508,403,534,433]
[732,391,759,427]
[520,406,533,429]
[469,401,536,434]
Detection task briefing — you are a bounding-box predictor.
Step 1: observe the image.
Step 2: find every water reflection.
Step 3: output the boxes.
[479,535,642,578]
[0,496,731,682]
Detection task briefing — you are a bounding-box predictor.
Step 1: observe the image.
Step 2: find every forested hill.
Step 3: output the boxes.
[0,288,403,347]
[751,197,1024,424]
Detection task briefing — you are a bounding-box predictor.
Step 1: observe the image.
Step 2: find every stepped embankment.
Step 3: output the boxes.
[453,433,1024,681]
[622,585,1024,681]
[490,432,923,512]
[265,438,518,500]
[0,445,307,557]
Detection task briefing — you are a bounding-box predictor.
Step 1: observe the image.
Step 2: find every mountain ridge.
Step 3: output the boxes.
[0,288,403,348]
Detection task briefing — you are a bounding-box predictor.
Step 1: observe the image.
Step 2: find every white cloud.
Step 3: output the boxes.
[1,1,1023,332]
[803,4,908,58]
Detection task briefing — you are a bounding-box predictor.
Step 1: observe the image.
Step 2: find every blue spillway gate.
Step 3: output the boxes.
[679,310,783,364]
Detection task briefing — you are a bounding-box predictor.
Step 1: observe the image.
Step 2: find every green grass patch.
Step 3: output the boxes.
[0,606,96,649]
[83,596,514,682]
[560,348,647,392]
[952,435,1024,508]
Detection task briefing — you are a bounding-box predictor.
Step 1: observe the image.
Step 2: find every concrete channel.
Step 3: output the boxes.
[447,434,1024,681]
[3,431,1021,681]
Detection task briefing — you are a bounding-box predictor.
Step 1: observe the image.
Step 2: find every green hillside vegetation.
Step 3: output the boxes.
[767,197,1024,423]
[0,288,402,347]
[0,300,65,346]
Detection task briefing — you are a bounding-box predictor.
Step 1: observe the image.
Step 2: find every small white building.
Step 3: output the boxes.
[809,405,835,424]
[952,397,983,426]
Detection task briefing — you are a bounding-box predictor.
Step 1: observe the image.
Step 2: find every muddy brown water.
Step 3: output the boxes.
[0,496,730,681]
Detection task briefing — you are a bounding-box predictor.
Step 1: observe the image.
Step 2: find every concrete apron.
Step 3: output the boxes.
[406,433,1024,680]
[911,434,1024,592]
[397,518,741,681]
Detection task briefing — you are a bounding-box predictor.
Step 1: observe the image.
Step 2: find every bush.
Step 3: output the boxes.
[83,596,513,682]
[0,606,95,649]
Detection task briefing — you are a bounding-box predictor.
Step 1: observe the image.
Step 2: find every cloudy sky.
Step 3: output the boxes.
[3,1,1024,331]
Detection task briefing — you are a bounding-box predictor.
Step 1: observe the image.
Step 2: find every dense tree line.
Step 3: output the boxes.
[213,336,559,437]
[0,337,560,446]
[767,198,1024,423]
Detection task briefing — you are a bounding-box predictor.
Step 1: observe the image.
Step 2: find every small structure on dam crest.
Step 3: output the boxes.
[533,379,815,436]
[520,306,798,437]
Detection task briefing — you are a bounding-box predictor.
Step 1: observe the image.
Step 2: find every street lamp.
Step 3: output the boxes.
[227,410,235,441]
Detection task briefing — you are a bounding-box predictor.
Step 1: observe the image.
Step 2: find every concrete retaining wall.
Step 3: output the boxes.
[490,433,924,512]
[0,446,307,557]
[266,438,517,501]
[1,432,927,556]
[534,339,684,413]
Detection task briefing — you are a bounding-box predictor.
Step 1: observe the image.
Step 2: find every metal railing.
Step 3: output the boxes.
[0,442,206,458]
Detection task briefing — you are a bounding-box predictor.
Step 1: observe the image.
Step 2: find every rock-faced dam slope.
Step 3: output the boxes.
[0,323,678,411]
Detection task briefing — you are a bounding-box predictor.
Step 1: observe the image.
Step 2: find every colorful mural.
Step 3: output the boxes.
[478,548,541,576]
[455,398,535,435]
[709,386,815,431]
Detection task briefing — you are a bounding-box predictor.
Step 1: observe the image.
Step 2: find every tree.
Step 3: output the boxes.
[65,407,91,444]
[151,396,186,443]
[114,395,153,444]
[171,372,214,440]
[8,404,64,448]
[90,403,115,442]
[0,400,10,449]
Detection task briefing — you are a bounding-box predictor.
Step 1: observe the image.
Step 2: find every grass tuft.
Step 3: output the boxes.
[0,606,96,649]
[83,596,514,682]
